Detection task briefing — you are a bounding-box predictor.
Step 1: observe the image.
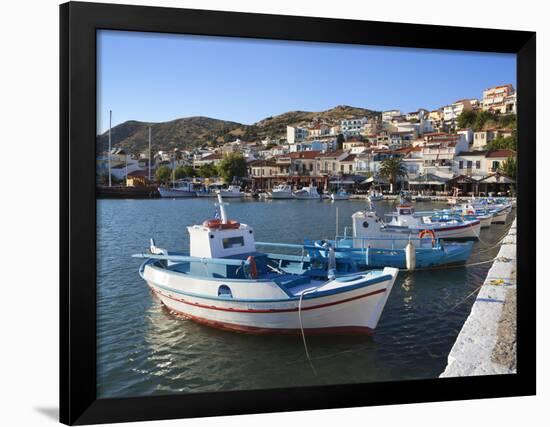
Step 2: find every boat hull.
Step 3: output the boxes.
[491,207,511,224]
[142,263,397,334]
[294,194,320,200]
[270,192,294,199]
[158,188,196,198]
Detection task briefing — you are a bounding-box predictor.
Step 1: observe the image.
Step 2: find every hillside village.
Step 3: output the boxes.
[98,84,517,196]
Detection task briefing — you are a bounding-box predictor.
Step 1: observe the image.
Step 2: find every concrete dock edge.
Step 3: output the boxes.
[440,218,517,377]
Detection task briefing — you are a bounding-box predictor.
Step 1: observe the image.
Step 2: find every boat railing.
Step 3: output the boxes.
[334,235,436,251]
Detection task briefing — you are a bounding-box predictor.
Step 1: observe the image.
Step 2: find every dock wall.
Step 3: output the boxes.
[440,218,517,377]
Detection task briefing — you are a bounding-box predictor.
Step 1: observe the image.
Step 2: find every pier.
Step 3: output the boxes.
[440,218,517,377]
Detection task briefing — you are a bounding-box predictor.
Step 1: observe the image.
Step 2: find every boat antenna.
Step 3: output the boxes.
[335,207,339,241]
[216,193,228,224]
[108,109,112,187]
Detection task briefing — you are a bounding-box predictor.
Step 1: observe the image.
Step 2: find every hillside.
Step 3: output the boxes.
[96,105,380,154]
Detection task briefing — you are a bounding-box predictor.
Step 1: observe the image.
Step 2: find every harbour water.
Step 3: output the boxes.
[97,198,512,398]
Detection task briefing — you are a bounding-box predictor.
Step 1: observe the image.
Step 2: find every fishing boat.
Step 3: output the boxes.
[158,180,196,198]
[352,204,481,245]
[368,189,384,202]
[293,185,321,200]
[414,205,494,229]
[307,237,473,270]
[462,199,511,224]
[218,185,245,198]
[269,184,294,199]
[331,189,350,201]
[133,195,399,335]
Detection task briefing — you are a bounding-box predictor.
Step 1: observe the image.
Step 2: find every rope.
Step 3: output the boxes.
[298,287,319,376]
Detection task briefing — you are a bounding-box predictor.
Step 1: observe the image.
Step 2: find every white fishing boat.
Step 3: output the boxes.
[218,185,245,198]
[158,180,196,198]
[269,184,294,199]
[293,185,321,200]
[367,189,384,202]
[331,190,350,201]
[133,195,398,335]
[350,204,481,248]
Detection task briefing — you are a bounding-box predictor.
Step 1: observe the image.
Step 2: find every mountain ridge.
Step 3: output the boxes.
[96,105,380,154]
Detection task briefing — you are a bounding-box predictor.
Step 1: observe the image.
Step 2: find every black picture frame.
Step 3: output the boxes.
[60,1,536,425]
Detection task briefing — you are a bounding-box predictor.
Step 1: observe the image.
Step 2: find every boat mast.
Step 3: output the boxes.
[216,194,228,224]
[148,126,152,182]
[108,109,112,187]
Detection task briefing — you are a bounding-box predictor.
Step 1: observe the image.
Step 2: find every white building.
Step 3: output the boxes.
[382,110,402,122]
[340,117,368,136]
[286,126,308,144]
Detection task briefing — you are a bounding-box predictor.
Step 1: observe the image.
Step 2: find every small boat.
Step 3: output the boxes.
[331,190,350,201]
[158,180,196,198]
[269,184,294,199]
[308,238,473,270]
[367,186,384,201]
[293,185,321,200]
[133,195,399,335]
[352,204,481,244]
[218,185,245,198]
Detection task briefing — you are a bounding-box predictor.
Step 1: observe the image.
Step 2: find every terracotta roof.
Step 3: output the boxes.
[198,153,223,161]
[288,150,322,159]
[316,150,344,158]
[339,154,356,162]
[485,149,516,158]
[127,169,150,177]
[457,151,488,157]
[249,160,277,167]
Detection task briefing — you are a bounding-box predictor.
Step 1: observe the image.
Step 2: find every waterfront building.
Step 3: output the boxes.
[316,150,346,176]
[337,153,357,175]
[453,151,487,179]
[485,149,516,174]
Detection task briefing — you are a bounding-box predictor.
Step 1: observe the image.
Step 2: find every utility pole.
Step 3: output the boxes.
[108,110,112,187]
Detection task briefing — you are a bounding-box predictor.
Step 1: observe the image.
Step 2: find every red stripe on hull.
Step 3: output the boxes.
[163,305,374,336]
[151,286,386,313]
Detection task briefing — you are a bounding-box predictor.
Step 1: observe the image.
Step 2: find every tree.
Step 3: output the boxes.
[487,134,517,151]
[174,164,195,179]
[217,152,247,183]
[499,156,517,179]
[379,157,408,193]
[197,163,218,178]
[155,165,172,184]
[457,110,477,129]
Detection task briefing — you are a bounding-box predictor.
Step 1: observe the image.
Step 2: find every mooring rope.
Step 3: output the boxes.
[298,287,320,376]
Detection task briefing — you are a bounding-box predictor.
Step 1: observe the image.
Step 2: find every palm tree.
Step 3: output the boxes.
[499,156,517,180]
[379,157,408,193]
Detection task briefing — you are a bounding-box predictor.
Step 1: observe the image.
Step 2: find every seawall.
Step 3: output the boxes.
[440,218,517,377]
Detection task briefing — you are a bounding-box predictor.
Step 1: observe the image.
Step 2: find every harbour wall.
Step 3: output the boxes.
[440,218,517,377]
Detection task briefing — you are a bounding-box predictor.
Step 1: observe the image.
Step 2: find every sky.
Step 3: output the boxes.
[97,30,516,133]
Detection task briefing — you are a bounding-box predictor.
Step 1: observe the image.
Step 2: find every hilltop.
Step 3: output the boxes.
[96,105,380,154]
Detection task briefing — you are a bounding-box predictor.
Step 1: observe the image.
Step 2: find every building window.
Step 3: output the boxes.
[467,161,472,169]
[476,161,481,169]
[459,161,463,169]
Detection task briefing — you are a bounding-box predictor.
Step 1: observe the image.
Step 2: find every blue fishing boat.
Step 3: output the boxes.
[306,237,473,270]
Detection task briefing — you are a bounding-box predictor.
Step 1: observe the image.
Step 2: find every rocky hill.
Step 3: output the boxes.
[96,105,380,154]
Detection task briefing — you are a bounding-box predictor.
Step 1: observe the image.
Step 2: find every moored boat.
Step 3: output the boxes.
[352,203,481,245]
[158,180,196,198]
[331,190,350,201]
[293,185,321,200]
[269,184,294,199]
[218,185,245,198]
[133,195,399,335]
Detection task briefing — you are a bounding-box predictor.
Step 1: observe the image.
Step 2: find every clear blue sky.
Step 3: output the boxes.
[97,30,516,133]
